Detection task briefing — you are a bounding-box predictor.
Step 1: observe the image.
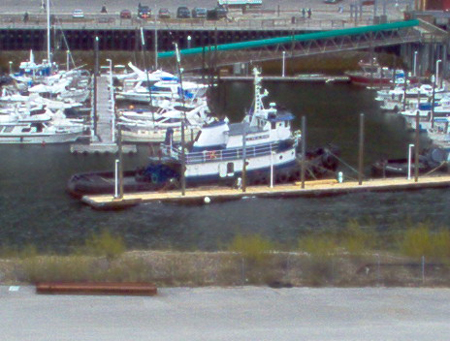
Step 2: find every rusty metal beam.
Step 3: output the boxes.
[36,282,158,296]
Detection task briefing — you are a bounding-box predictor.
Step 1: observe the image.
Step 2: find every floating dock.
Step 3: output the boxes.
[222,74,350,83]
[190,74,349,83]
[80,175,450,210]
[70,142,137,155]
[71,74,137,155]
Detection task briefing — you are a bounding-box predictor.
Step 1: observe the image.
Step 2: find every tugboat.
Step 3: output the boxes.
[67,69,339,197]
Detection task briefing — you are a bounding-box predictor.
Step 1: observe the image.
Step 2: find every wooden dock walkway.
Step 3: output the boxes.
[71,75,137,154]
[81,175,450,210]
[189,74,349,83]
[96,75,114,143]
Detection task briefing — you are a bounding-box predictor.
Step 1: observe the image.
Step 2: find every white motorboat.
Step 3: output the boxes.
[380,96,429,112]
[376,84,449,103]
[119,103,214,143]
[399,97,450,119]
[28,70,91,103]
[116,78,207,104]
[0,117,86,144]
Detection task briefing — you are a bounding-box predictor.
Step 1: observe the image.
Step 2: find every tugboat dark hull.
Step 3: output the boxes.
[67,147,340,198]
[67,170,167,198]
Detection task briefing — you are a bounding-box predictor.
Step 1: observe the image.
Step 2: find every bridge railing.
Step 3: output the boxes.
[0,14,378,31]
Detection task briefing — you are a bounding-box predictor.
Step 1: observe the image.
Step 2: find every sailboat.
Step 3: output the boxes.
[10,0,75,87]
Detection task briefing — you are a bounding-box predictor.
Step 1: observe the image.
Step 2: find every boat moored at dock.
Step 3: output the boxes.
[0,119,86,144]
[67,69,339,198]
[346,58,418,88]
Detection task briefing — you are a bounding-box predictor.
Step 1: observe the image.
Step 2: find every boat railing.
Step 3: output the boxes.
[162,141,282,164]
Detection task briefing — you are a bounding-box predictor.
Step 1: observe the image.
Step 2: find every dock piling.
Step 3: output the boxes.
[301,116,306,189]
[358,113,364,185]
[414,110,420,182]
[114,159,120,198]
[408,143,414,180]
[118,125,124,198]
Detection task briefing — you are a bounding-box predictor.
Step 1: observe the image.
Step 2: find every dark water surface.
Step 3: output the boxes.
[0,81,447,252]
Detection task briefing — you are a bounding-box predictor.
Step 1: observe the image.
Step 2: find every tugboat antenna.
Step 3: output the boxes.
[174,43,186,196]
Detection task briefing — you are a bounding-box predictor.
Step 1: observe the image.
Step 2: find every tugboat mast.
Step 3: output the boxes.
[174,43,186,196]
[46,0,51,65]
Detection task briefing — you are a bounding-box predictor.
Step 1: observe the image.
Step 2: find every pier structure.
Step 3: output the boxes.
[1,0,447,75]
[70,73,137,154]
[157,19,431,72]
[1,18,446,76]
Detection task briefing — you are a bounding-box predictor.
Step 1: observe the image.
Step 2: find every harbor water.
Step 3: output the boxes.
[0,81,448,252]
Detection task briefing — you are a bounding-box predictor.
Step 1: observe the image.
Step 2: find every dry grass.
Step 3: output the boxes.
[0,250,449,287]
[1,223,450,287]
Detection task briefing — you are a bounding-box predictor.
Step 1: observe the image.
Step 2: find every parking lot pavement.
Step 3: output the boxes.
[3,0,405,22]
[2,285,450,340]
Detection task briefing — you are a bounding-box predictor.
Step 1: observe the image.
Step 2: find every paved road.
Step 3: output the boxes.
[2,285,450,340]
[3,0,406,21]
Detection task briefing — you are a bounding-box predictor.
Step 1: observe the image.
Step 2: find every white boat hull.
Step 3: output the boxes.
[121,126,200,143]
[0,132,85,144]
[185,148,297,180]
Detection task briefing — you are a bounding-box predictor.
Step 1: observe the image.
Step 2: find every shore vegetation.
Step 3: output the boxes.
[1,221,450,287]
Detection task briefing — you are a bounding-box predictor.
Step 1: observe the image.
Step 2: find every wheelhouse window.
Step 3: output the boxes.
[227,162,234,174]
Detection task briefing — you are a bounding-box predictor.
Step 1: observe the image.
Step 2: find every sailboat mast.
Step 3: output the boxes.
[46,0,51,65]
[154,10,158,70]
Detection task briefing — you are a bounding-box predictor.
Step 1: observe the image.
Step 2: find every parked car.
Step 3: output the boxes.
[72,9,85,18]
[323,0,342,3]
[176,6,190,18]
[207,6,227,20]
[158,8,170,19]
[215,5,228,18]
[192,7,207,18]
[120,9,132,19]
[138,5,151,19]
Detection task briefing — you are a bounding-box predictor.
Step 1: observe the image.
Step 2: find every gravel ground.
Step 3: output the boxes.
[2,285,450,340]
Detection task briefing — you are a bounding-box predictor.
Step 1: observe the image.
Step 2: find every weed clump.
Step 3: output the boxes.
[81,230,126,261]
[228,234,274,264]
[339,220,373,255]
[400,224,450,260]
